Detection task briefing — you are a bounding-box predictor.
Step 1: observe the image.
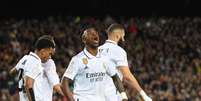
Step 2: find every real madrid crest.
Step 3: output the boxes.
[82,58,88,65]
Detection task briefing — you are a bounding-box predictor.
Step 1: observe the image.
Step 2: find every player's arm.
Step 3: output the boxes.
[23,61,41,101]
[24,76,35,101]
[116,49,152,101]
[104,56,128,101]
[119,67,142,92]
[116,50,143,92]
[45,60,64,96]
[61,57,78,101]
[53,84,64,96]
[111,74,128,101]
[118,66,152,101]
[61,77,74,101]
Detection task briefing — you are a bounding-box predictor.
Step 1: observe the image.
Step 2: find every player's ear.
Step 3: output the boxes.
[82,29,89,43]
[82,39,86,44]
[82,35,87,44]
[115,33,120,40]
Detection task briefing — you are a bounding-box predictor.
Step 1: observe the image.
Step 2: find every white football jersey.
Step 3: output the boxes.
[63,48,117,101]
[23,52,46,101]
[15,55,29,101]
[99,40,129,101]
[41,59,60,101]
[15,55,28,89]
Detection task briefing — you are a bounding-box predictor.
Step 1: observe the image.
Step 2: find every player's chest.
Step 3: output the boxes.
[78,58,107,74]
[35,64,45,78]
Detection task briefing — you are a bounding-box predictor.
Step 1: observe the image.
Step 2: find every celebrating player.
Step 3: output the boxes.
[99,23,152,101]
[61,27,128,101]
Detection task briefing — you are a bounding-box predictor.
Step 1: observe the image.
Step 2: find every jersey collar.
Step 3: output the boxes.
[105,40,117,45]
[29,52,41,62]
[83,48,100,59]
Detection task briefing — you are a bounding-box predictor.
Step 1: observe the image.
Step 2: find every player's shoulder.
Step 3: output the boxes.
[117,45,126,54]
[27,56,40,63]
[109,44,126,54]
[22,54,28,59]
[99,42,115,48]
[15,55,29,69]
[18,55,28,62]
[71,51,85,61]
[99,43,116,52]
[101,42,123,50]
[47,59,54,63]
[45,59,55,66]
[25,54,41,66]
[43,59,56,70]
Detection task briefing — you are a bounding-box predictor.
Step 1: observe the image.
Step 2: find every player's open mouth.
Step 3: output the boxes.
[93,40,99,44]
[93,37,99,42]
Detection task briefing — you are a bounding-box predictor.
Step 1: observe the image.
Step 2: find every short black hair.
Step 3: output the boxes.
[34,35,56,50]
[107,23,124,33]
[81,26,97,39]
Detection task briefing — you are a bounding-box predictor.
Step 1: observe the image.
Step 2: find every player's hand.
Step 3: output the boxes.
[142,96,152,101]
[139,90,152,101]
[122,99,128,101]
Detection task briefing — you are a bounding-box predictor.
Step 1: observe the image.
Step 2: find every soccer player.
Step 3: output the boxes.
[40,36,64,100]
[99,23,152,101]
[61,27,128,101]
[41,58,64,101]
[10,35,57,101]
[10,58,64,101]
[9,55,29,101]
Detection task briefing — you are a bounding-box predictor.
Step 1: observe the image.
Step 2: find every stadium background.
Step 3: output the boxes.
[0,0,201,101]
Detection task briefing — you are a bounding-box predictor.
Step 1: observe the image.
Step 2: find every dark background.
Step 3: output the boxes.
[0,0,199,17]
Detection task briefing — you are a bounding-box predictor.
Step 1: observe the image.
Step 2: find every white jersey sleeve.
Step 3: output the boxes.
[24,61,41,80]
[114,48,128,67]
[15,55,28,70]
[103,57,117,77]
[44,59,60,86]
[63,57,79,80]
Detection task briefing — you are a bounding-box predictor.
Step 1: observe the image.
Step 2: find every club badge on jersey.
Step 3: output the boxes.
[82,58,89,69]
[82,58,88,65]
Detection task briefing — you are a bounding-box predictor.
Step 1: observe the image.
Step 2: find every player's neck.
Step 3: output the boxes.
[86,46,98,56]
[108,37,119,44]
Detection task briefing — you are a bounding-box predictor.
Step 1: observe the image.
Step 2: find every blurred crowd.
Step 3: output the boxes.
[0,16,201,101]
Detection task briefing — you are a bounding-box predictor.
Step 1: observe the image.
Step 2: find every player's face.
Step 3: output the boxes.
[84,28,100,48]
[40,48,54,63]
